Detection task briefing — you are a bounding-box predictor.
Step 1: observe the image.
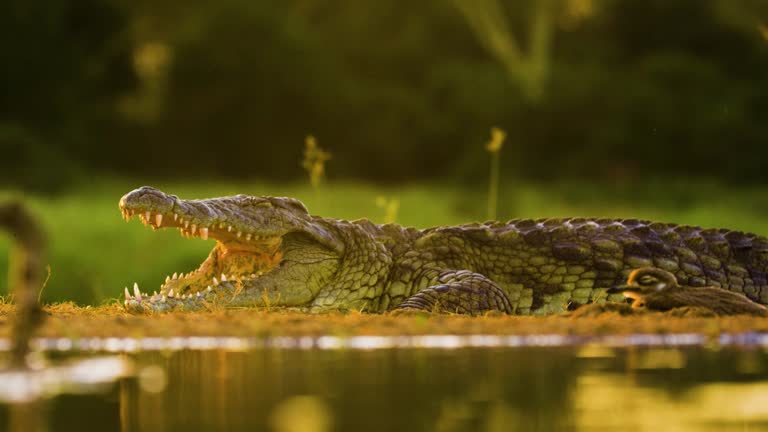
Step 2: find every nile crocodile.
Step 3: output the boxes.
[118,186,768,314]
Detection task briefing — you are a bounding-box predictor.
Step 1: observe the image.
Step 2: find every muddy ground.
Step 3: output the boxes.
[0,303,766,339]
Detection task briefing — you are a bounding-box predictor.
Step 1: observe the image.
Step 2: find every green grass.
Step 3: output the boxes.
[2,178,768,305]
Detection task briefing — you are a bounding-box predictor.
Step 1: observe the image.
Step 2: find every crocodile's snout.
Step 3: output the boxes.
[119,186,177,215]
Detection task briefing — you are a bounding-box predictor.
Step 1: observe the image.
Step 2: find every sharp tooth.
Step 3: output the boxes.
[191,224,197,234]
[200,227,208,240]
[246,233,252,241]
[228,225,233,232]
[124,287,132,300]
[197,292,202,298]
[156,214,163,226]
[124,300,129,306]
[169,289,175,298]
[173,272,178,279]
[153,291,158,296]
[207,286,212,292]
[133,283,141,300]
[219,223,225,229]
[174,213,179,221]
[145,211,151,221]
[213,277,219,286]
[184,221,190,229]
[165,276,170,283]
[221,274,227,282]
[237,231,242,238]
[161,295,166,303]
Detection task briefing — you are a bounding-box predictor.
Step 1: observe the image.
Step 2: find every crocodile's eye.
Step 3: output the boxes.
[248,199,273,207]
[638,275,658,286]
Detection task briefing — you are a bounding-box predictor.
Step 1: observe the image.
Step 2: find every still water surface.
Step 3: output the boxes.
[1,344,768,431]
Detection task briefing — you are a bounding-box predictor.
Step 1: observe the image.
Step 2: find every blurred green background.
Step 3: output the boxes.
[2,0,768,305]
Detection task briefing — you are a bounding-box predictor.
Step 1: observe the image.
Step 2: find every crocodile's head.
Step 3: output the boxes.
[118,186,342,312]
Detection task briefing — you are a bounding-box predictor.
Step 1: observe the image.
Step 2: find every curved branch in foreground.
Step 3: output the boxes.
[0,201,46,368]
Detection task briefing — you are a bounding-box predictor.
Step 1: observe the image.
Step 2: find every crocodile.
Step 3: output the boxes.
[118,186,768,314]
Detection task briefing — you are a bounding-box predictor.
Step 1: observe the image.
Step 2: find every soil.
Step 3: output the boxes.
[0,302,766,339]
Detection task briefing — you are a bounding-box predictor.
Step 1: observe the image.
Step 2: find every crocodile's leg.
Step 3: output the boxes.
[396,270,514,315]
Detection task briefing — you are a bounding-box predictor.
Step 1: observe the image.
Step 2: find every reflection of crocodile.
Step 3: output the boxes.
[118,187,768,314]
[607,267,768,316]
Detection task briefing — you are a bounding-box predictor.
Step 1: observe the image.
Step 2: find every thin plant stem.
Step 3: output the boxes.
[485,127,506,220]
[488,152,500,220]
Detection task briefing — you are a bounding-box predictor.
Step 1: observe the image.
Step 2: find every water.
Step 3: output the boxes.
[1,343,768,431]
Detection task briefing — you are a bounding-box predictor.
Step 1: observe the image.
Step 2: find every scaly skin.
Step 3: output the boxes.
[118,187,768,315]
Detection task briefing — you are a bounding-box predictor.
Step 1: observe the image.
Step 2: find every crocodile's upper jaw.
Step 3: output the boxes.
[118,186,305,309]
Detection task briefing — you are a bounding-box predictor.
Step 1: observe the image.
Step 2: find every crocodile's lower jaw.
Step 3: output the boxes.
[120,208,282,312]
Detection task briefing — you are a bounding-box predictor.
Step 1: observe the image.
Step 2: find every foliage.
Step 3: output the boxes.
[302,135,332,190]
[2,0,768,188]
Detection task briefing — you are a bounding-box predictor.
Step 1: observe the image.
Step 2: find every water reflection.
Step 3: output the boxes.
[1,346,767,431]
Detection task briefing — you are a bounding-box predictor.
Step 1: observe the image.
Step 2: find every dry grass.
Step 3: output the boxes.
[0,303,766,340]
